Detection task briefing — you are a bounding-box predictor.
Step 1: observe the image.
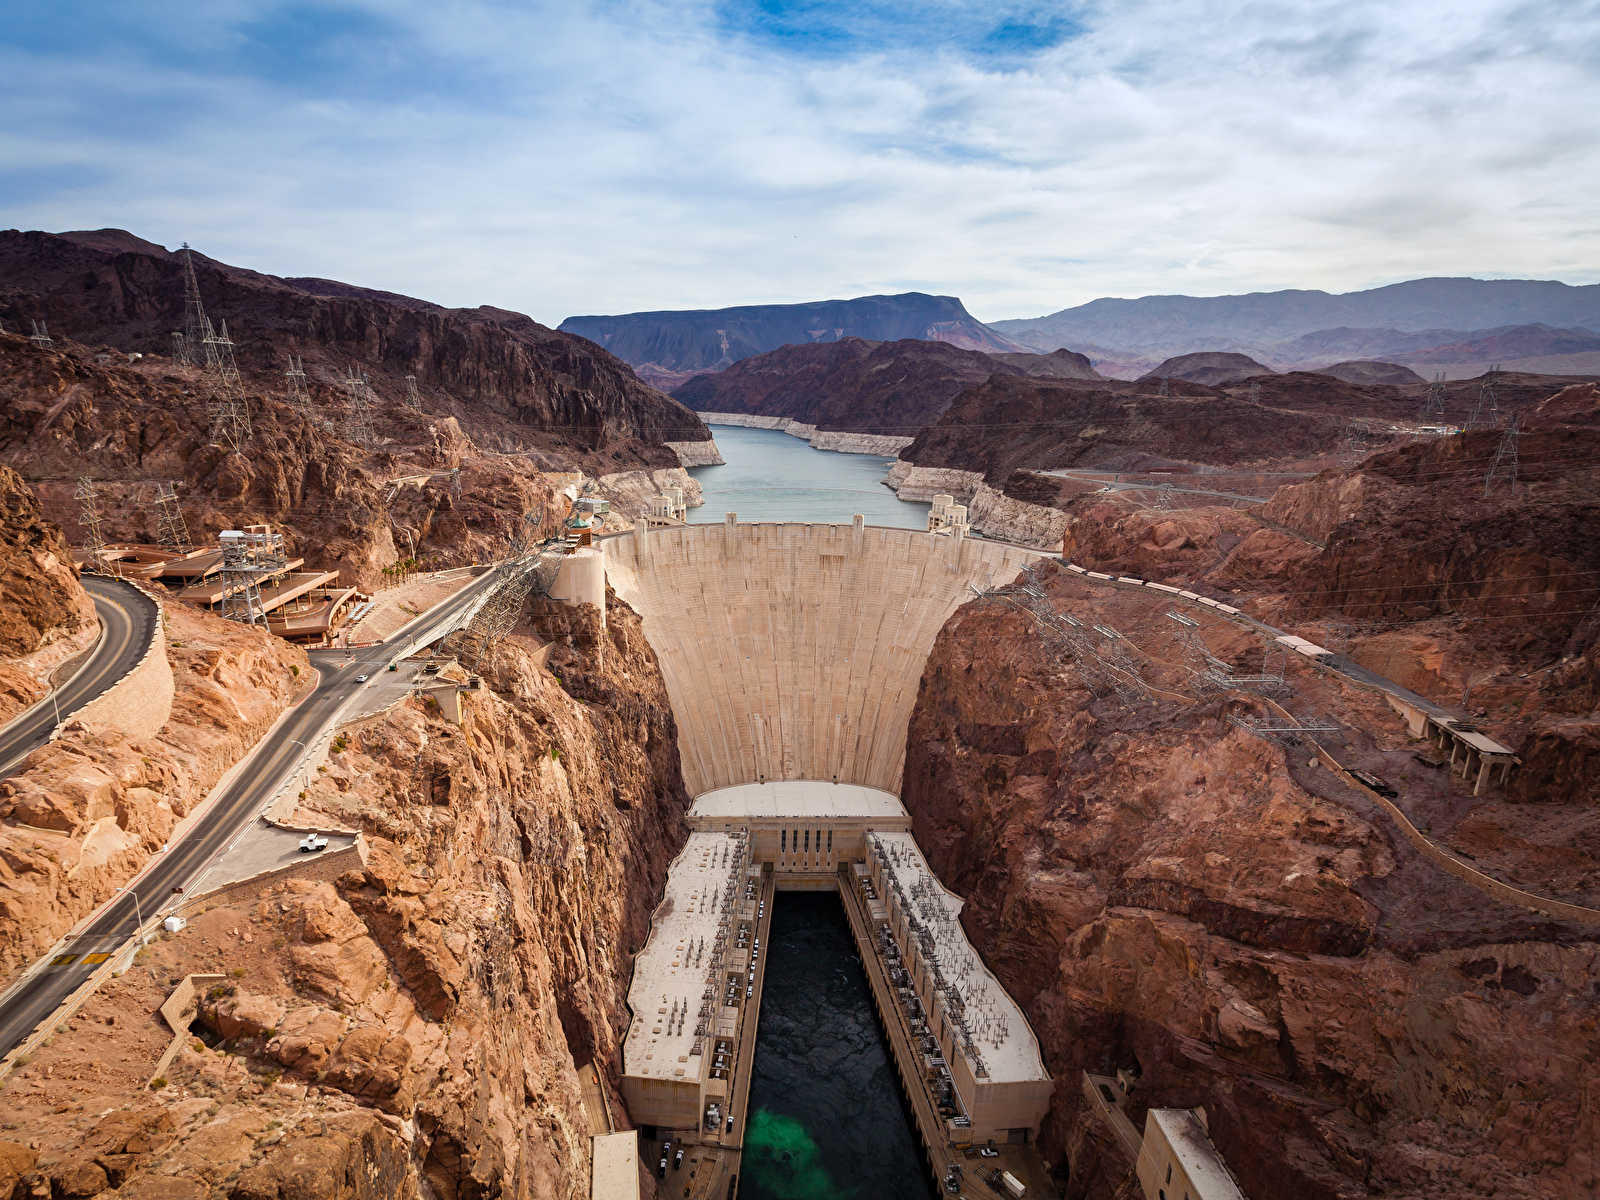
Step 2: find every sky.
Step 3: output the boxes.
[2,0,1598,327]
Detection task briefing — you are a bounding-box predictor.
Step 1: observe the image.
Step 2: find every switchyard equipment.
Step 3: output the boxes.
[218,525,289,626]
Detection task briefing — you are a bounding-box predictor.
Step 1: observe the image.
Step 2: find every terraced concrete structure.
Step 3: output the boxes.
[602,518,1035,795]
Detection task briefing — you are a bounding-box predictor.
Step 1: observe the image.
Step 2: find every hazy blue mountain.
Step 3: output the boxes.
[991,278,1600,358]
[559,292,1027,380]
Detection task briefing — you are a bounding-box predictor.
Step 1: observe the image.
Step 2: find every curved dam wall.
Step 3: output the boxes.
[603,519,1035,796]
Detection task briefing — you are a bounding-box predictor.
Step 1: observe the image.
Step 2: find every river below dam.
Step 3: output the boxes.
[742,891,931,1200]
[688,425,932,527]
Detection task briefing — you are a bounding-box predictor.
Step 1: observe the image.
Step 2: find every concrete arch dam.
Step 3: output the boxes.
[602,518,1035,797]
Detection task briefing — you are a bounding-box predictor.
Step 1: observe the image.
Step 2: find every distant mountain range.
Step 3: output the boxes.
[557,278,1600,388]
[557,293,1026,390]
[989,277,1600,378]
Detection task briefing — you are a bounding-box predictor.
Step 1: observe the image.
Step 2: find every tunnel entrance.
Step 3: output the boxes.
[743,890,932,1200]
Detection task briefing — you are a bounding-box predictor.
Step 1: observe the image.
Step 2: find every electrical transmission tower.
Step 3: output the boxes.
[341,365,377,446]
[404,375,422,412]
[1157,376,1170,397]
[969,567,1148,705]
[178,244,208,367]
[1466,365,1501,430]
[1484,413,1520,496]
[75,477,112,575]
[284,355,315,421]
[1339,419,1372,470]
[446,506,562,670]
[1153,481,1175,511]
[203,320,252,453]
[1420,372,1447,424]
[218,526,287,626]
[29,320,53,348]
[1248,378,1260,404]
[1165,610,1287,696]
[153,482,193,554]
[1226,709,1340,748]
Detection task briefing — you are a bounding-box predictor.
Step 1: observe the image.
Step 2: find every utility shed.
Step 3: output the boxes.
[591,1131,639,1200]
[1136,1108,1245,1200]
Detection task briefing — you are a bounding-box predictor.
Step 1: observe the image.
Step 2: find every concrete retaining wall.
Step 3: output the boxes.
[183,837,369,909]
[700,412,916,456]
[69,581,173,743]
[604,520,1035,796]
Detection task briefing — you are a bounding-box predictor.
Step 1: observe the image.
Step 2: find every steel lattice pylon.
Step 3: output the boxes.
[1165,610,1287,696]
[1484,413,1520,496]
[29,320,52,348]
[203,319,252,454]
[970,565,1148,704]
[1226,710,1340,747]
[1466,365,1501,430]
[284,355,315,421]
[341,365,377,447]
[1339,418,1373,470]
[153,482,193,554]
[75,477,112,575]
[1420,372,1447,423]
[218,527,286,626]
[178,244,207,367]
[404,375,422,412]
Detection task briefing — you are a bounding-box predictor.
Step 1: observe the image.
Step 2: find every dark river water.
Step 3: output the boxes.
[742,892,931,1200]
[688,425,932,528]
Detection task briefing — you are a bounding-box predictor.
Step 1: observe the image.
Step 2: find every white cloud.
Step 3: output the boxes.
[1,0,1596,326]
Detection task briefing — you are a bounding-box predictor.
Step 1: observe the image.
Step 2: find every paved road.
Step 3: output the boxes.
[0,569,500,1057]
[1036,469,1269,504]
[0,576,159,777]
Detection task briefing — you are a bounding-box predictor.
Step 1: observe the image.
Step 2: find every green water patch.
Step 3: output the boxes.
[744,1108,851,1200]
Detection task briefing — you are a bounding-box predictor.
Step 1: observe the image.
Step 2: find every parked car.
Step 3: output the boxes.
[299,834,329,853]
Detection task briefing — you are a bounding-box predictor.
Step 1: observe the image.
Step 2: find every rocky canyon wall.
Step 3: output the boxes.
[0,589,692,1200]
[899,562,1599,1200]
[603,521,1035,796]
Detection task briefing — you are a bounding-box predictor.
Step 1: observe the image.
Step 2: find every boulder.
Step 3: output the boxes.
[212,991,287,1041]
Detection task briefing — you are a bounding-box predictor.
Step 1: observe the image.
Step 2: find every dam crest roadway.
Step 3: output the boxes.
[600,518,1056,1197]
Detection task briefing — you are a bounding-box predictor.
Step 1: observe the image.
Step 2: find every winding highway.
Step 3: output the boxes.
[0,569,500,1057]
[0,575,160,777]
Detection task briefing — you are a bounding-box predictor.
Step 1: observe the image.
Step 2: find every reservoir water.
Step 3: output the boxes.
[688,425,932,528]
[743,892,930,1200]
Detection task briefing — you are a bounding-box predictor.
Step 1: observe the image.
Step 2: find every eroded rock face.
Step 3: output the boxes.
[901,566,1600,1199]
[672,337,1022,435]
[0,467,97,722]
[0,602,307,978]
[0,229,709,464]
[3,587,688,1200]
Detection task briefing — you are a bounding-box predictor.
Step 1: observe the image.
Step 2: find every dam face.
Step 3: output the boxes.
[603,519,1033,795]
